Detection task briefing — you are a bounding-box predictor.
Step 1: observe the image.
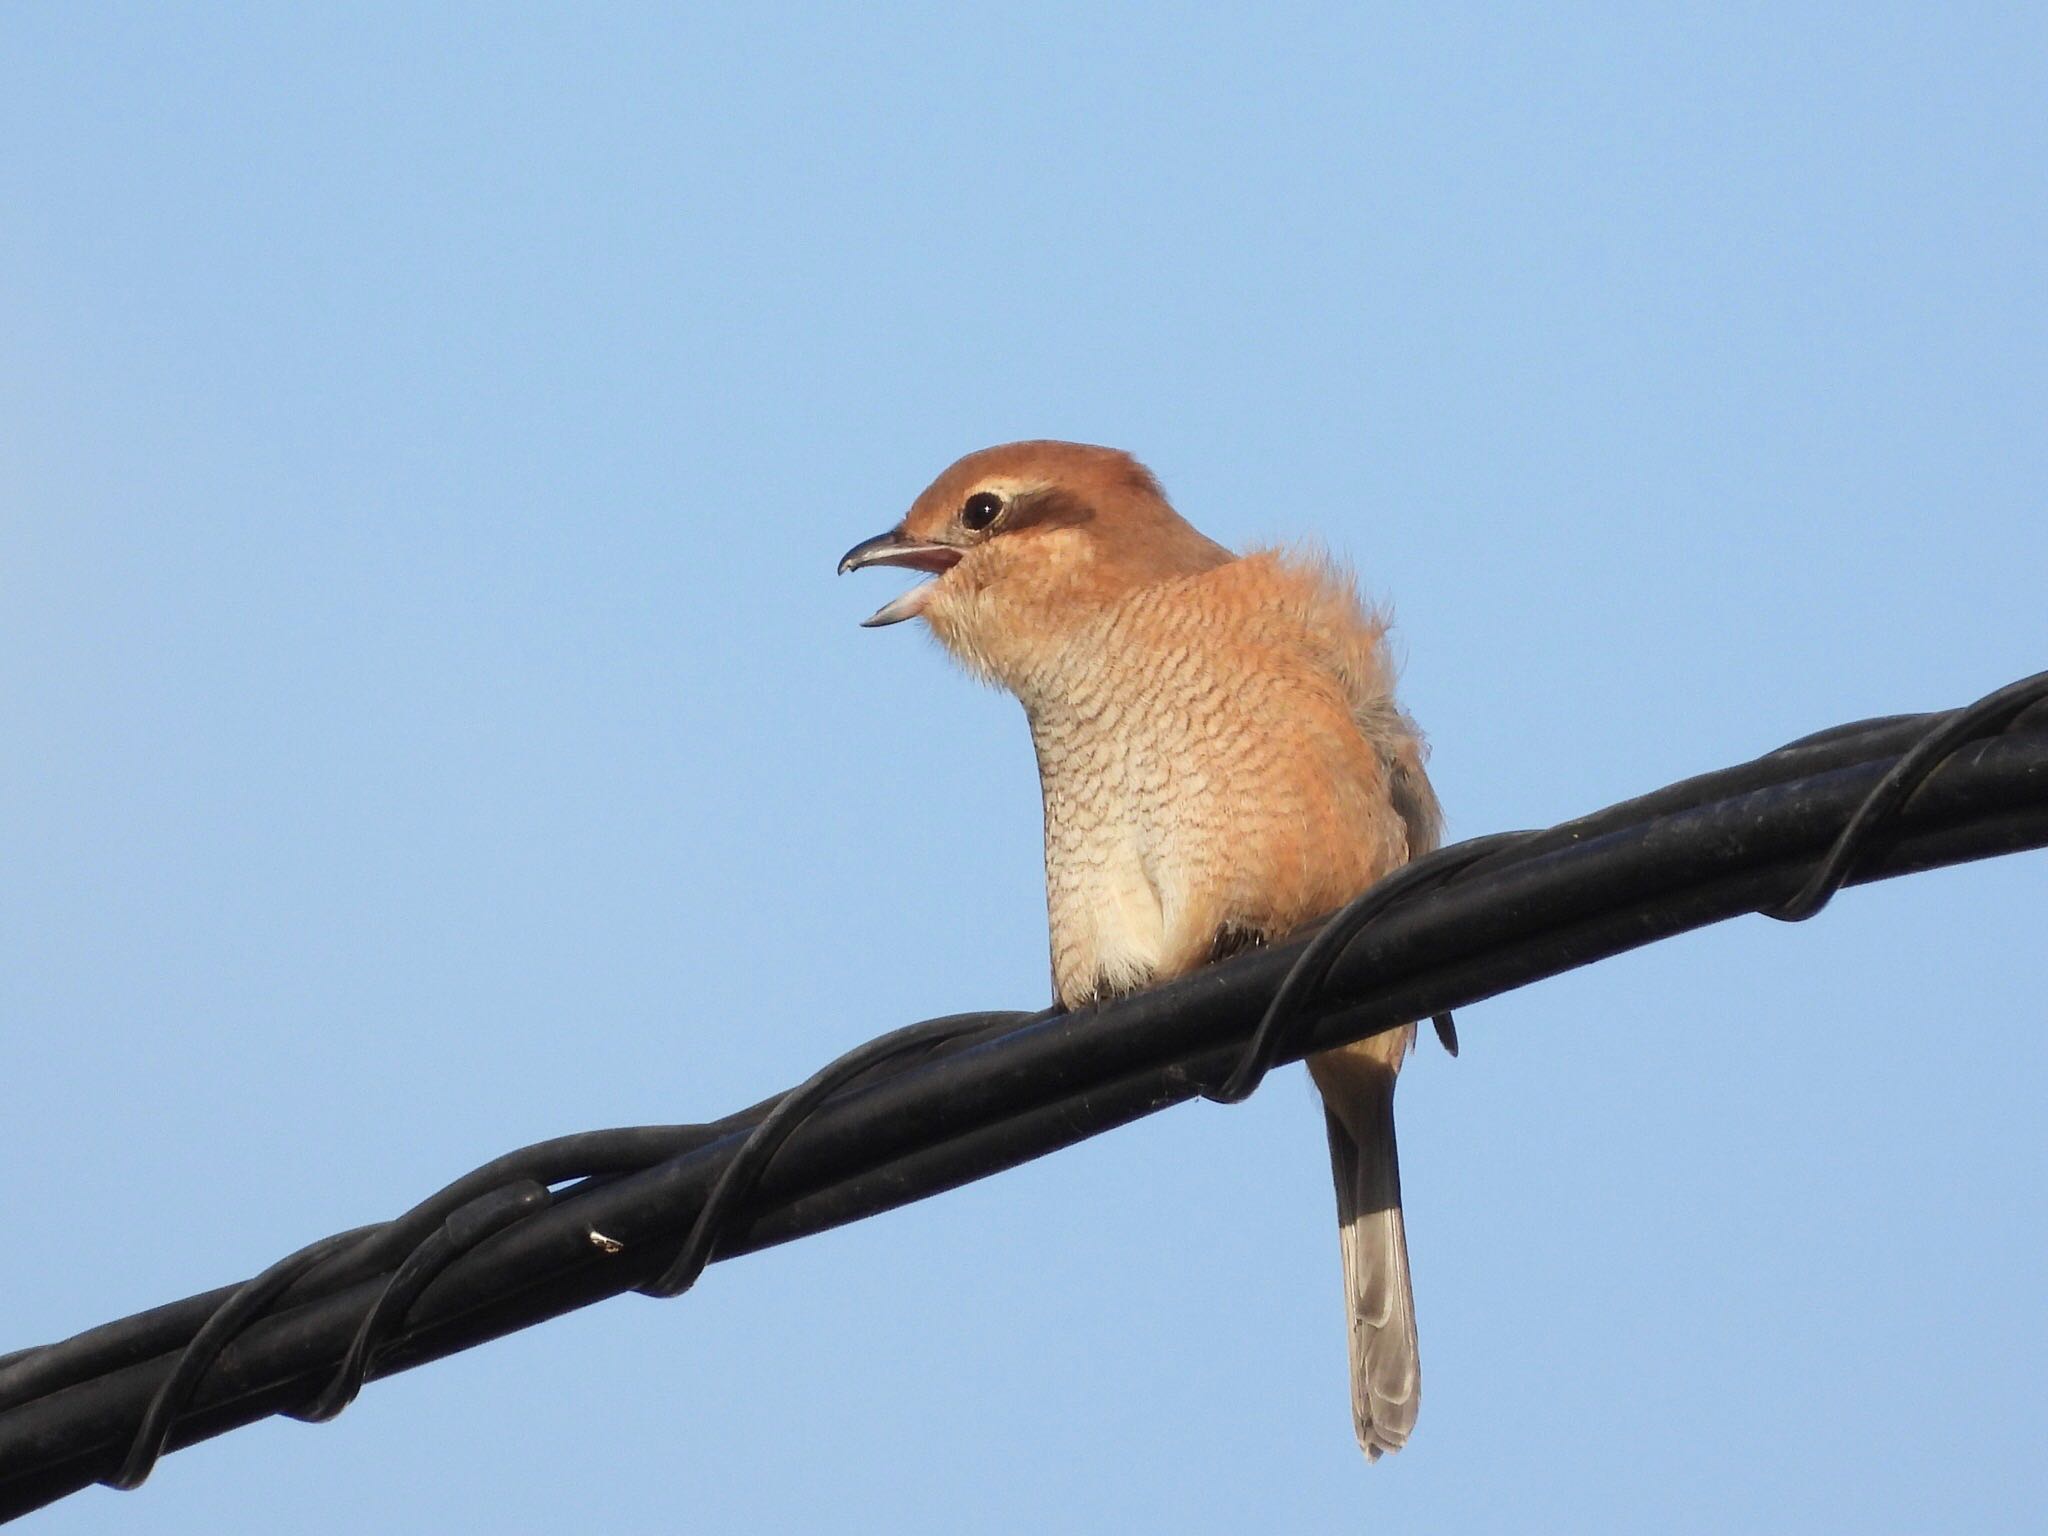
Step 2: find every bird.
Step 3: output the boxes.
[838,440,1444,1459]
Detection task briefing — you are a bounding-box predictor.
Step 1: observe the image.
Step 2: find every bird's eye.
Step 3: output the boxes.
[960,491,1004,531]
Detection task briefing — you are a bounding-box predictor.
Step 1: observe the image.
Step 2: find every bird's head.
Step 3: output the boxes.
[838,440,1230,684]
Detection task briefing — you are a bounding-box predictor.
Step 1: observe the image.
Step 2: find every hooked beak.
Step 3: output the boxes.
[836,529,964,627]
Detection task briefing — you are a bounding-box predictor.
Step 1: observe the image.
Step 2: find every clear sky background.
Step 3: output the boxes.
[4,5,2043,1532]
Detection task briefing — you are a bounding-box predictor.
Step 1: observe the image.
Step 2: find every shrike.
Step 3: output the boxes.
[840,441,1442,1458]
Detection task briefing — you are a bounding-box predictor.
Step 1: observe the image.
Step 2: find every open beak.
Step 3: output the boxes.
[837,529,964,627]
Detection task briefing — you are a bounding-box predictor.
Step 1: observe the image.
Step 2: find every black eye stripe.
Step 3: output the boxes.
[960,491,1003,531]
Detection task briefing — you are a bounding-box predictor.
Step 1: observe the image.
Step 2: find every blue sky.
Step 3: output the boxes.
[3,4,2043,1531]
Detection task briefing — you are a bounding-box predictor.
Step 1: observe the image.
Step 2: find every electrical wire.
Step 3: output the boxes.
[1,671,2043,1522]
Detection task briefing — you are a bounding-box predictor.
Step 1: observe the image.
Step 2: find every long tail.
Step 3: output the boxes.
[1320,1072,1419,1460]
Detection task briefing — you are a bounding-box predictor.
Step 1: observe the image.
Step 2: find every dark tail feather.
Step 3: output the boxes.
[1323,1082,1420,1459]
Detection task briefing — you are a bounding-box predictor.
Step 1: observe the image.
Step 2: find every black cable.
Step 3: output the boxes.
[639,1013,1028,1299]
[1763,670,2048,920]
[292,1181,551,1425]
[24,679,2027,1444]
[1,673,2042,1522]
[0,1018,1032,1434]
[9,1008,1038,1502]
[103,1230,366,1491]
[1205,833,1526,1104]
[1210,668,2048,1102]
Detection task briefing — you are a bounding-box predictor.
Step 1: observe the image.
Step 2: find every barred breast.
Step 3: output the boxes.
[1026,553,1416,1010]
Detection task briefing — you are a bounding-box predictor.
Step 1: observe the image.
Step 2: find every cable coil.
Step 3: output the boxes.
[2,670,2044,1522]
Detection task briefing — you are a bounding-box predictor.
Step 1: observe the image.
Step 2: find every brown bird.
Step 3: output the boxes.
[839,440,1444,1459]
